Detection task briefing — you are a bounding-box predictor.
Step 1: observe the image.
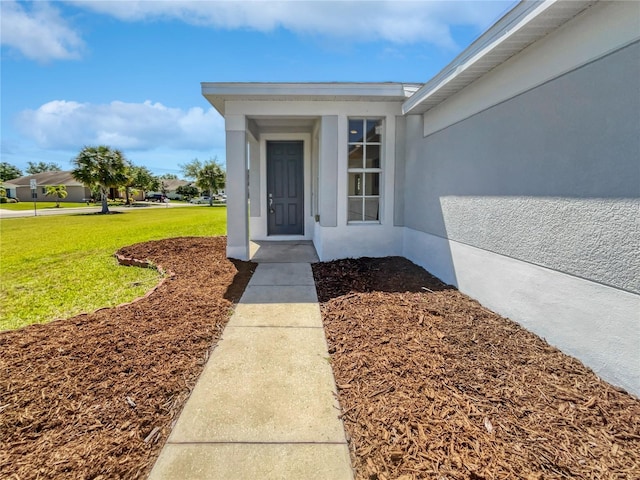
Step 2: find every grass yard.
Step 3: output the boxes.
[0,201,91,210]
[0,207,226,330]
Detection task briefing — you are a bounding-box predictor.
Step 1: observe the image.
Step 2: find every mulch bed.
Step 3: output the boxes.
[3,243,639,479]
[312,257,640,480]
[0,237,255,479]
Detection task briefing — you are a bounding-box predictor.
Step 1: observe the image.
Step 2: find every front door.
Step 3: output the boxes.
[267,141,304,235]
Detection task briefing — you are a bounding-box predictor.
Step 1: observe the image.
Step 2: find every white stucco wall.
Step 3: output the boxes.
[402,3,640,395]
[315,223,404,261]
[225,115,249,260]
[224,99,407,260]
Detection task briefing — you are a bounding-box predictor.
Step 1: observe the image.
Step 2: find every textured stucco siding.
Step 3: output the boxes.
[439,197,639,293]
[404,41,640,293]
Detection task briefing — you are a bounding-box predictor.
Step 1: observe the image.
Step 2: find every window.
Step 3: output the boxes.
[348,118,382,223]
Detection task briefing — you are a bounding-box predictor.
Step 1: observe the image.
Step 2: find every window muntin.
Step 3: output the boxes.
[348,118,382,223]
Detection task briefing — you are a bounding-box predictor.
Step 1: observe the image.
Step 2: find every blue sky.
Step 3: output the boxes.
[1,0,514,176]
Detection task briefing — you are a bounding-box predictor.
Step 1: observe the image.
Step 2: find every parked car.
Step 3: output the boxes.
[189,196,210,204]
[146,194,167,202]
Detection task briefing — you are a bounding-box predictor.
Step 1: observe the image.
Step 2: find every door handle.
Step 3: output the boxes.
[268,194,274,214]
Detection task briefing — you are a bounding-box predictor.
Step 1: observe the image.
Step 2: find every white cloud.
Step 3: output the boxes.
[1,1,514,62]
[71,0,513,49]
[0,0,84,62]
[16,100,225,152]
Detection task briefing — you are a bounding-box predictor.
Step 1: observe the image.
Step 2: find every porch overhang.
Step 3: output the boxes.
[201,82,420,116]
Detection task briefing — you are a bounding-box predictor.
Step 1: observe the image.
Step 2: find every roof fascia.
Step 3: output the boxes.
[202,82,411,96]
[201,82,419,116]
[402,0,587,115]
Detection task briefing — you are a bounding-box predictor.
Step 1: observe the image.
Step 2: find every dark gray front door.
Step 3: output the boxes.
[267,141,304,235]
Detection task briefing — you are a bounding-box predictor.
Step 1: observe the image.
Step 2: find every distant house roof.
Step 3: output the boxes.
[159,179,192,191]
[4,171,86,187]
[402,0,595,114]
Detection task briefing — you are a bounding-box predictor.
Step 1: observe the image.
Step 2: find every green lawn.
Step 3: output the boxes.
[0,207,226,331]
[0,201,92,210]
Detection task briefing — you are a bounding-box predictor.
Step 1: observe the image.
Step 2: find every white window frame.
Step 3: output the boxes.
[347,117,383,224]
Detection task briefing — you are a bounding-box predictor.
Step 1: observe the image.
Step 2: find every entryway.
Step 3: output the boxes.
[266,141,304,235]
[250,240,319,263]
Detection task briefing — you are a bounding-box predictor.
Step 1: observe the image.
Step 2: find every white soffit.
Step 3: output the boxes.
[201,83,421,116]
[402,0,596,115]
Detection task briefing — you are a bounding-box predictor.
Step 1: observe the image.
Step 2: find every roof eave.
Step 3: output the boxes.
[201,82,421,116]
[402,0,596,115]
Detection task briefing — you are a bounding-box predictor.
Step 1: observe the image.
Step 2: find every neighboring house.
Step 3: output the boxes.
[4,171,92,203]
[202,0,639,395]
[148,179,194,200]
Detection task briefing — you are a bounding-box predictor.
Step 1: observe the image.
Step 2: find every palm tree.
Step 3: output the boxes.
[71,146,129,214]
[44,185,68,207]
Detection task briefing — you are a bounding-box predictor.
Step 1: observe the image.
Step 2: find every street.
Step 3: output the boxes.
[0,202,199,219]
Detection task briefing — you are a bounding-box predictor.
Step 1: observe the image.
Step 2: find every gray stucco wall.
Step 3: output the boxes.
[404,41,640,294]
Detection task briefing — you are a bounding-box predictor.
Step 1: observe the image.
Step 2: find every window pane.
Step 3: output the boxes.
[366,119,381,143]
[348,144,363,169]
[349,119,364,143]
[364,198,379,221]
[348,198,363,221]
[364,173,379,195]
[347,117,382,224]
[365,144,380,168]
[349,173,363,196]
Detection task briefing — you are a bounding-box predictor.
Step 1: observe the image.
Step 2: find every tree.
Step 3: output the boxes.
[180,158,225,206]
[159,173,178,180]
[180,159,202,181]
[0,162,22,182]
[175,184,199,200]
[45,185,68,207]
[123,165,159,205]
[71,146,129,214]
[26,161,62,174]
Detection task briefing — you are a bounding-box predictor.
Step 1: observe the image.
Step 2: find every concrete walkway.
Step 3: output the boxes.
[148,244,353,479]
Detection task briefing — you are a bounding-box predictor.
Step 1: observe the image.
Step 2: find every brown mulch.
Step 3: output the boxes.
[0,236,255,480]
[312,257,640,480]
[3,242,639,480]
